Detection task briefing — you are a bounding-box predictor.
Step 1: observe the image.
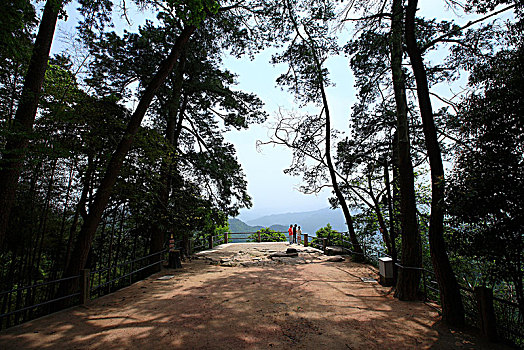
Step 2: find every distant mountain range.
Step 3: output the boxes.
[228,218,288,233]
[230,207,347,234]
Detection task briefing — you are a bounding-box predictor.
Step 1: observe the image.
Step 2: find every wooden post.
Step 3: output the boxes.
[168,250,182,269]
[189,238,194,255]
[208,234,213,249]
[304,234,308,247]
[322,238,327,253]
[80,269,90,305]
[258,231,261,243]
[169,234,175,250]
[224,232,228,244]
[475,286,498,341]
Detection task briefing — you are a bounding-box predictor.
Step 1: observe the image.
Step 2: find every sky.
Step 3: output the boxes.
[223,50,355,221]
[50,1,514,222]
[221,3,515,222]
[222,3,453,221]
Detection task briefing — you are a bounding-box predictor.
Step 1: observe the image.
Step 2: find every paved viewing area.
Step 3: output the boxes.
[0,243,506,349]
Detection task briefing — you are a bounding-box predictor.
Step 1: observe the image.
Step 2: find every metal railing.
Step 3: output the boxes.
[0,249,168,330]
[221,231,288,244]
[0,274,81,329]
[459,285,523,346]
[89,249,167,298]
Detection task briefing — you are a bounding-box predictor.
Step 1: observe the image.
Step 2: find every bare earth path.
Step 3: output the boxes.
[0,243,505,349]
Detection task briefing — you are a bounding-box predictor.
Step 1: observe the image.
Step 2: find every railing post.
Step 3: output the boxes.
[169,250,182,269]
[257,231,261,243]
[422,269,427,301]
[80,269,90,305]
[224,232,228,244]
[322,238,327,253]
[208,234,213,249]
[475,286,498,341]
[304,234,308,247]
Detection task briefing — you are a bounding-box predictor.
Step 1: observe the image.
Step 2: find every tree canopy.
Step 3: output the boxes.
[0,0,522,341]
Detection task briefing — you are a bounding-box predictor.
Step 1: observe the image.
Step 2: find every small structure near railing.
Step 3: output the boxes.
[475,286,498,341]
[378,257,394,286]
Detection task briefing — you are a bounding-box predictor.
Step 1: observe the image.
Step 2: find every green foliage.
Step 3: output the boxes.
[312,223,337,245]
[214,223,229,241]
[315,223,335,238]
[270,0,338,106]
[248,227,286,242]
[447,43,523,308]
[0,0,35,128]
[0,0,36,61]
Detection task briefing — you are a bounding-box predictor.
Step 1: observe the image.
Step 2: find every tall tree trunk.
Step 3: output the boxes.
[0,249,18,329]
[35,158,58,273]
[64,157,93,272]
[0,0,62,246]
[391,131,401,283]
[60,25,196,293]
[405,0,464,326]
[112,204,126,288]
[14,245,29,324]
[131,221,138,283]
[320,74,363,256]
[150,55,186,262]
[95,218,108,297]
[283,0,363,256]
[390,0,422,301]
[106,210,116,293]
[368,173,393,255]
[46,160,74,301]
[384,156,399,282]
[57,160,75,251]
[28,159,57,318]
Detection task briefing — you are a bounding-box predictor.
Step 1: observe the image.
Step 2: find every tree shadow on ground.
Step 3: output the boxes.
[0,259,508,349]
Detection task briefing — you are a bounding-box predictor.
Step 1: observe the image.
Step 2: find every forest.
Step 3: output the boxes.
[0,0,522,345]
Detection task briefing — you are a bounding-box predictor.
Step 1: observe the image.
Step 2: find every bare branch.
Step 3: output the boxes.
[422,4,517,52]
[340,12,391,23]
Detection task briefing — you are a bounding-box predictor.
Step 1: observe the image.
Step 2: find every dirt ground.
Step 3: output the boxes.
[0,243,509,349]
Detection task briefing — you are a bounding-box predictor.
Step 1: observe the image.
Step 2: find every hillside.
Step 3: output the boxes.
[228,218,263,233]
[268,224,288,232]
[227,218,288,234]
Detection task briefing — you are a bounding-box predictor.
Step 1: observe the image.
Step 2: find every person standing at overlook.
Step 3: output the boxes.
[293,224,297,244]
[297,226,302,244]
[288,224,293,244]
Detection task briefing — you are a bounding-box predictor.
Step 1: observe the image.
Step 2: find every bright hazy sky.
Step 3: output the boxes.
[50,1,513,222]
[223,3,461,221]
[223,49,355,221]
[223,3,514,221]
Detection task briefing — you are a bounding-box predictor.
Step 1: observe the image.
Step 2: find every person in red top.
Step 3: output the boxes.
[288,224,293,244]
